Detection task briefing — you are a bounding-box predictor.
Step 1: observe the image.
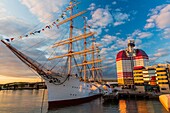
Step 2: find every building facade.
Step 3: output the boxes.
[156,66,170,93]
[133,65,170,93]
[116,40,149,86]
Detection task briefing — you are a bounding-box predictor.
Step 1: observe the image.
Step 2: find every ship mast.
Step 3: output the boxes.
[91,36,95,80]
[68,2,74,75]
[83,17,87,81]
[48,2,101,79]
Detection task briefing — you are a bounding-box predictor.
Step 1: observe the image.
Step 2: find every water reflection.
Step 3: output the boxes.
[0,90,169,113]
[0,90,48,113]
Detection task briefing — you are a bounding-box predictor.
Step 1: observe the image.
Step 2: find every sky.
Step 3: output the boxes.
[0,0,170,84]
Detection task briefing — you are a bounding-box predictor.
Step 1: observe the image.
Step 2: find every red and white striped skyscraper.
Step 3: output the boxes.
[116,40,149,85]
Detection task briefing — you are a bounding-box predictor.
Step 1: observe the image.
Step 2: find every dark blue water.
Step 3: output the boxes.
[0,90,169,113]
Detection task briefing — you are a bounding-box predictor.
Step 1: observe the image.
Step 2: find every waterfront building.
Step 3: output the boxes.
[156,66,170,93]
[142,67,156,85]
[157,64,170,82]
[133,66,145,92]
[116,40,149,86]
[133,66,144,85]
[133,65,170,93]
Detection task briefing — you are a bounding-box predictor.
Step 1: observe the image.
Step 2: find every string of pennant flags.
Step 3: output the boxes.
[5,0,78,42]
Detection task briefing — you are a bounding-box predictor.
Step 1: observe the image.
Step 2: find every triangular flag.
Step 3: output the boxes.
[10,38,14,41]
[56,19,59,22]
[45,26,50,29]
[5,39,10,42]
[34,30,41,33]
[52,22,56,26]
[56,25,59,29]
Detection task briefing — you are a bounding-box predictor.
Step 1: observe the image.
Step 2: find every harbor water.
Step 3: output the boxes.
[0,89,169,113]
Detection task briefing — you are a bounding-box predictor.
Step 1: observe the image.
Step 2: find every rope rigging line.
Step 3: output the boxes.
[12,22,67,52]
[7,4,55,38]
[40,27,70,70]
[21,39,46,52]
[72,55,81,77]
[62,57,69,74]
[6,4,71,42]
[13,23,69,71]
[87,64,93,79]
[49,58,63,70]
[79,65,83,78]
[44,57,70,86]
[16,2,73,39]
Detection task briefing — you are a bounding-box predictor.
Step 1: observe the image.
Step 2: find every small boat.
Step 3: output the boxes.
[159,94,170,111]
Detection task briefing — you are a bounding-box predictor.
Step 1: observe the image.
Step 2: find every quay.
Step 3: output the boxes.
[103,89,162,102]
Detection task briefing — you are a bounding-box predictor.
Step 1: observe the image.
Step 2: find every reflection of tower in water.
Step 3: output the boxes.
[136,101,148,113]
[119,100,138,113]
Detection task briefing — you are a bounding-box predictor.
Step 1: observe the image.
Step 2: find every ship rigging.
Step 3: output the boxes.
[1,1,108,109]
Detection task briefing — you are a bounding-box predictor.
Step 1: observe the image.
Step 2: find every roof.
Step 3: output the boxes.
[116,50,130,61]
[116,49,148,61]
[135,49,148,59]
[134,66,145,70]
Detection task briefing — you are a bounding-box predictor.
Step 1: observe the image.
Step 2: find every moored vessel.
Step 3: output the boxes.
[1,1,107,109]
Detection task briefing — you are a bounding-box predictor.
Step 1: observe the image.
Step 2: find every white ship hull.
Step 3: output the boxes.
[45,75,102,109]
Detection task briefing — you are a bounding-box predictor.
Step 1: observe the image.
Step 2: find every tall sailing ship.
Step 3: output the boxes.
[1,1,106,109]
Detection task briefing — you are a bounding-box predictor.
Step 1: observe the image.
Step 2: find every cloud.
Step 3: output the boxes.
[112,1,117,5]
[0,16,31,36]
[0,0,71,79]
[114,12,129,21]
[155,4,170,29]
[138,32,153,39]
[101,35,117,46]
[20,0,69,24]
[154,48,170,57]
[116,38,128,48]
[114,21,125,26]
[162,28,170,39]
[0,43,36,77]
[111,45,118,50]
[134,38,141,44]
[0,4,7,16]
[115,8,121,12]
[149,57,158,62]
[144,22,155,29]
[0,3,31,36]
[145,4,170,38]
[149,48,170,64]
[100,48,109,55]
[88,3,96,10]
[113,12,130,26]
[105,29,109,32]
[130,29,153,39]
[88,8,113,29]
